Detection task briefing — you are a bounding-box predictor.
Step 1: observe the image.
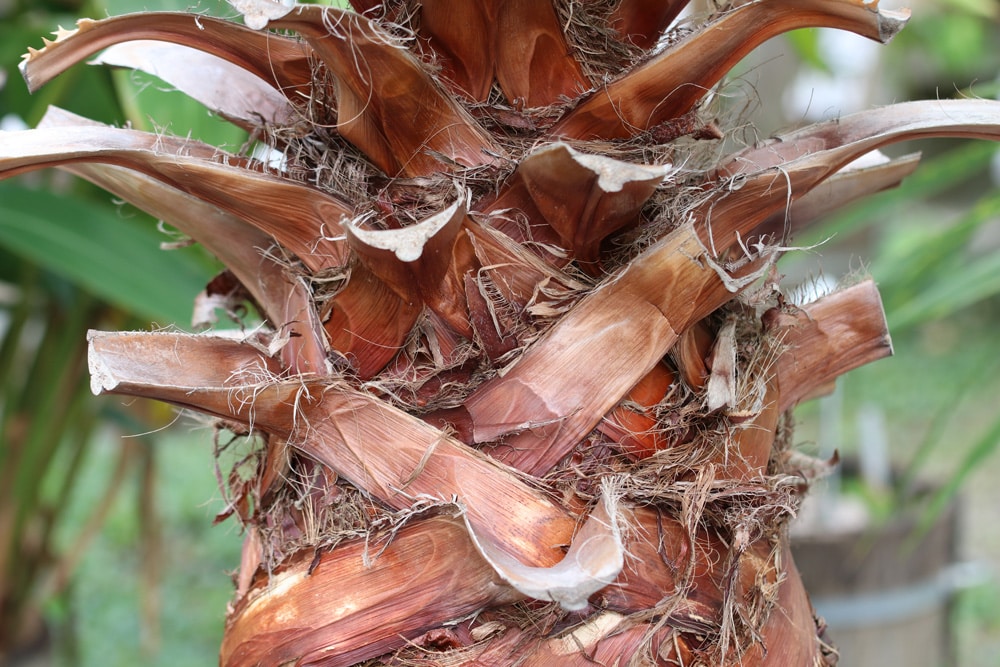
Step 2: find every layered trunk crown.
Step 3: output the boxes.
[4,0,1000,664]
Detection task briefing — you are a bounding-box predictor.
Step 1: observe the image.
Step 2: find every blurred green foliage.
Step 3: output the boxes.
[784,9,1000,659]
[891,3,1000,97]
[0,0,238,663]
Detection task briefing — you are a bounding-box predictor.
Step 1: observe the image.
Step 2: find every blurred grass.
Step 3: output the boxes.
[955,573,1000,666]
[50,422,241,666]
[790,304,1000,667]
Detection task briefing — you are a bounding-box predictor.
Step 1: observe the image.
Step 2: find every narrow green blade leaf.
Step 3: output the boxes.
[886,250,1000,331]
[917,412,1000,537]
[0,181,212,324]
[796,141,997,246]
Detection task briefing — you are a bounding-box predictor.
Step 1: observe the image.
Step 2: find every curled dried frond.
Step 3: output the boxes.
[9,0,1000,663]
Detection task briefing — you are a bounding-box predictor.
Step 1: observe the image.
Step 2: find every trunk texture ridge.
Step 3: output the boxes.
[5,0,1000,664]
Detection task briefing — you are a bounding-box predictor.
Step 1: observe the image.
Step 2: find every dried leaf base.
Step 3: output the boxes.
[5,0,1000,665]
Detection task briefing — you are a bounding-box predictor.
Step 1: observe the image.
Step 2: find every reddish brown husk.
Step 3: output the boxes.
[7,0,1000,664]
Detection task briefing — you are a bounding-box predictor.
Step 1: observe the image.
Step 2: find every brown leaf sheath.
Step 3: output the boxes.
[221,517,519,667]
[414,0,590,107]
[492,0,590,108]
[321,263,423,379]
[468,222,741,474]
[551,0,909,140]
[0,125,351,272]
[414,0,494,101]
[20,12,313,95]
[753,152,922,243]
[511,143,671,273]
[88,331,576,566]
[722,99,1000,177]
[345,195,475,338]
[35,109,330,376]
[609,0,688,51]
[92,41,296,129]
[771,280,894,412]
[268,6,502,176]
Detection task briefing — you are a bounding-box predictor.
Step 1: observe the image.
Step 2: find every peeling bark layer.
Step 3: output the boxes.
[7,0,1000,664]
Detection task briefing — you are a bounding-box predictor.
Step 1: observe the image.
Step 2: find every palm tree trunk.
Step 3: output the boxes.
[4,0,1000,664]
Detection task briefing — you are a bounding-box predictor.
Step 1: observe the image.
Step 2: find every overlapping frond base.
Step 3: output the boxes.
[5,0,1000,664]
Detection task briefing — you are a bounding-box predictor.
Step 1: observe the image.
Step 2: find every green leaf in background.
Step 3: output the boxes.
[0,181,215,324]
[795,141,998,248]
[918,411,1000,538]
[878,188,1000,331]
[941,0,998,19]
[892,7,1000,86]
[887,247,1000,331]
[112,68,249,150]
[931,13,989,74]
[784,29,832,74]
[97,0,249,149]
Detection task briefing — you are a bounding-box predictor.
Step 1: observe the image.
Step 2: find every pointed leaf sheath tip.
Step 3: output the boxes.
[19,19,89,91]
[87,330,118,396]
[228,0,294,30]
[347,196,466,263]
[466,485,624,611]
[879,6,911,42]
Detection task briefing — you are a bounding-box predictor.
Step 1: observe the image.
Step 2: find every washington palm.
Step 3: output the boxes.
[4,0,1000,664]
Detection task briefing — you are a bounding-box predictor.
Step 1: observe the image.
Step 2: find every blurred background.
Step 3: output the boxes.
[0,0,998,664]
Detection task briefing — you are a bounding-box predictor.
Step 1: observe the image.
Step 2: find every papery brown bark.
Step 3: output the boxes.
[551,0,909,140]
[609,0,688,51]
[0,124,351,272]
[92,41,296,129]
[268,6,501,176]
[20,12,313,95]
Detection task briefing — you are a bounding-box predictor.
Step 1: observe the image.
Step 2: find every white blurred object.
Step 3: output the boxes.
[857,402,892,493]
[1,113,28,132]
[783,29,883,123]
